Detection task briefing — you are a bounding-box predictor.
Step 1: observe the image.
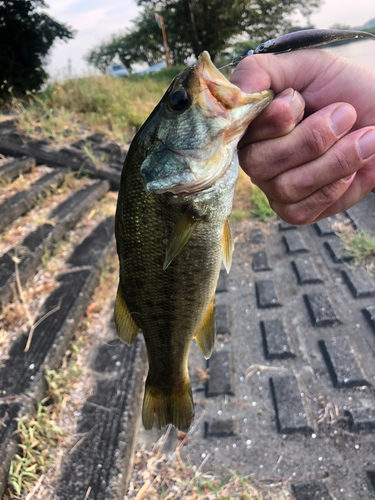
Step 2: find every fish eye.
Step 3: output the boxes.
[169,89,190,111]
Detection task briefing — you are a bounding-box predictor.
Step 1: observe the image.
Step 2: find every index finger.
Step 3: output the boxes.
[230,50,375,127]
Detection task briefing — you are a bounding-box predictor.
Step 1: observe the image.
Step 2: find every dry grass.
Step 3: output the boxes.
[10,68,184,146]
[126,431,292,500]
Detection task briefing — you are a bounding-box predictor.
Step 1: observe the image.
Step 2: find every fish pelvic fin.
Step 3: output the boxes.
[114,285,140,345]
[222,216,234,273]
[163,206,201,271]
[194,298,216,359]
[142,379,194,432]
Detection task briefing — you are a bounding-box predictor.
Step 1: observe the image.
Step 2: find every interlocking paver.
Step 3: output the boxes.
[279,220,297,231]
[251,250,271,271]
[291,481,333,500]
[367,471,375,496]
[342,268,375,298]
[318,337,370,388]
[292,257,323,285]
[363,306,375,333]
[260,318,295,359]
[304,292,341,327]
[204,419,238,438]
[216,268,228,293]
[255,279,282,308]
[283,232,309,254]
[249,228,264,244]
[206,350,235,397]
[324,239,353,263]
[345,408,375,431]
[269,376,312,434]
[314,217,336,236]
[215,303,230,335]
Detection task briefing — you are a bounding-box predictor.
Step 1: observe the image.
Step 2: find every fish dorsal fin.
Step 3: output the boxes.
[114,285,140,345]
[194,298,216,359]
[222,216,234,273]
[163,206,201,270]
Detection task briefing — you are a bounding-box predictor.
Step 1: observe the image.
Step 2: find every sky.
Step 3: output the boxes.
[45,0,375,77]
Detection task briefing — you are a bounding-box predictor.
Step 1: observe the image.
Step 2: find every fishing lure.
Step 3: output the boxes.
[233,28,375,65]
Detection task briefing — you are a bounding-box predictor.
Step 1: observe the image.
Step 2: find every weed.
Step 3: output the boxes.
[82,142,109,169]
[127,433,292,499]
[13,69,184,145]
[231,208,247,223]
[249,186,276,222]
[340,228,375,266]
[6,340,82,497]
[7,399,64,496]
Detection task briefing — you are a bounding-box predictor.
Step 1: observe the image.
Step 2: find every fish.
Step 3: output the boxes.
[114,51,273,432]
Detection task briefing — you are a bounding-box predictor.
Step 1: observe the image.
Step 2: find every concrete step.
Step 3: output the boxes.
[0,169,64,233]
[0,156,35,183]
[0,180,109,308]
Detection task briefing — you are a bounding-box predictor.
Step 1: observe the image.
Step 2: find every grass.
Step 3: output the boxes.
[9,66,185,146]
[339,227,375,266]
[249,186,276,222]
[6,342,82,497]
[231,170,276,223]
[7,400,64,496]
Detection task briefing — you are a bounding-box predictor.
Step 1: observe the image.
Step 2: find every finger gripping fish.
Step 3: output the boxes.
[114,51,273,431]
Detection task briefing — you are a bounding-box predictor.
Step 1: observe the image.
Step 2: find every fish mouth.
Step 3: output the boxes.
[142,52,273,197]
[195,51,273,116]
[162,52,273,195]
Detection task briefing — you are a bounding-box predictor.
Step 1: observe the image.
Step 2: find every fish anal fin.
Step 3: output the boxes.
[222,216,234,273]
[114,285,140,345]
[194,298,216,359]
[163,206,201,270]
[142,378,194,432]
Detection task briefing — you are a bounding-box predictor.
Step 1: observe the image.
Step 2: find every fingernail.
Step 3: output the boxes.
[330,104,355,137]
[342,173,356,183]
[358,129,375,160]
[278,90,305,122]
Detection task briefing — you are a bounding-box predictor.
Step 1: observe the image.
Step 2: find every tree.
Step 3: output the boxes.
[87,0,321,72]
[0,0,74,100]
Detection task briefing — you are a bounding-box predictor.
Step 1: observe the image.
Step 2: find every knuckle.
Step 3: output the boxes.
[316,181,343,206]
[275,202,313,226]
[271,176,297,204]
[304,127,329,158]
[330,149,355,178]
[266,101,294,135]
[240,146,269,181]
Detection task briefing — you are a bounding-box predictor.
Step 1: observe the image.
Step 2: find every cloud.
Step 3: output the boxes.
[71,8,107,31]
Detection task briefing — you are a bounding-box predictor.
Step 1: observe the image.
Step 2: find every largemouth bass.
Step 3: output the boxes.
[114,51,273,432]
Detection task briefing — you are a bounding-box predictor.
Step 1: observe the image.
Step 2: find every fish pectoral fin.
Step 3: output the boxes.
[222,216,234,273]
[163,206,201,270]
[194,298,216,359]
[114,285,140,345]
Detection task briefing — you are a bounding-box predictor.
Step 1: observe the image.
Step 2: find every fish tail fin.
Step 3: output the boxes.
[142,378,194,432]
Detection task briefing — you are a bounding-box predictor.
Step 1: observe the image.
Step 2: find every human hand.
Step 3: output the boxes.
[230,50,375,224]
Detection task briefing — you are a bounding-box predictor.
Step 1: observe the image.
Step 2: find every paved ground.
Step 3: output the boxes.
[173,204,375,499]
[0,116,374,499]
[139,200,375,500]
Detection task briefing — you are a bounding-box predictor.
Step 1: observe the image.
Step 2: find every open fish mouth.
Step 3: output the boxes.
[140,51,273,197]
